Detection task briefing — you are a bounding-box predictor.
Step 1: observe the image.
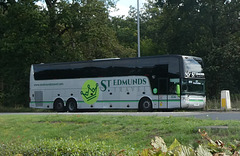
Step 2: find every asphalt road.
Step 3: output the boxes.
[0,111,240,120]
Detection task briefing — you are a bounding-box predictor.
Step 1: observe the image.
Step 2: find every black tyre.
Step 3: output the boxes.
[67,98,77,112]
[139,98,153,112]
[54,99,65,112]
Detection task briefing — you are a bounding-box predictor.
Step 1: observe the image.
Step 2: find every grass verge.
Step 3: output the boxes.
[0,114,240,155]
[0,106,52,112]
[206,94,240,110]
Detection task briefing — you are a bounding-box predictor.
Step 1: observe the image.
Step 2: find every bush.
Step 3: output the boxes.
[140,129,240,156]
[1,130,240,156]
[0,137,116,156]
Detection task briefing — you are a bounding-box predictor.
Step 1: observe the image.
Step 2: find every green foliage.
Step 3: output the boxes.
[126,0,240,98]
[0,137,114,155]
[141,136,206,156]
[1,115,240,155]
[198,129,240,156]
[111,16,137,51]
[0,0,49,107]
[0,92,3,106]
[140,130,240,156]
[0,0,135,107]
[0,0,240,107]
[1,129,240,155]
[205,35,240,97]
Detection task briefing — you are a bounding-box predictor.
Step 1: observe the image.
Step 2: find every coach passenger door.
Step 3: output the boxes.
[168,78,181,109]
[158,78,168,109]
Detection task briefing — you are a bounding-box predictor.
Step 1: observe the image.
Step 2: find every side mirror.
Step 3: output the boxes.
[176,84,180,97]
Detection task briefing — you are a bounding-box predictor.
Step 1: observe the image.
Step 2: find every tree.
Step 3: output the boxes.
[0,0,49,106]
[0,0,136,107]
[140,0,240,97]
[111,15,137,50]
[206,36,240,97]
[75,0,135,60]
[43,0,135,61]
[204,0,240,97]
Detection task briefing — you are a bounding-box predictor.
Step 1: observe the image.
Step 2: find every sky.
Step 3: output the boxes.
[110,0,148,17]
[36,0,148,17]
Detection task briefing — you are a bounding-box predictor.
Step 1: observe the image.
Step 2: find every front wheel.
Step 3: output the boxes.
[139,98,153,112]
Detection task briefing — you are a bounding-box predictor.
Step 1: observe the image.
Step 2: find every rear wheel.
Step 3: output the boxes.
[54,99,65,112]
[67,98,77,112]
[139,98,153,112]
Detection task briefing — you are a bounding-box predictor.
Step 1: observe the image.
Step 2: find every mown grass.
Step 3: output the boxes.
[0,114,240,153]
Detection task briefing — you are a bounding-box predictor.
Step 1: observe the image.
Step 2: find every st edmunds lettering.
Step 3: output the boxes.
[100,78,147,91]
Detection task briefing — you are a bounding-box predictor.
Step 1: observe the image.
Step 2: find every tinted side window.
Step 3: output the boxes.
[158,78,168,94]
[33,56,181,80]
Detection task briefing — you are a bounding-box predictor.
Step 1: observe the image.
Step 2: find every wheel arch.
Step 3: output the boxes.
[138,96,152,106]
[66,97,78,104]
